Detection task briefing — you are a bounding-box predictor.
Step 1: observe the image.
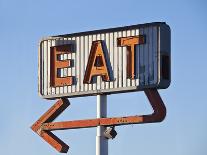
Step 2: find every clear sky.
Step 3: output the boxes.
[0,0,207,155]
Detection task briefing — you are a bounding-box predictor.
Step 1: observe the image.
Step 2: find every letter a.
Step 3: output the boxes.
[83,40,111,84]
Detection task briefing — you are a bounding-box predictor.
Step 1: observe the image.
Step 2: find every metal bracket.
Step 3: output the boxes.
[31,89,166,153]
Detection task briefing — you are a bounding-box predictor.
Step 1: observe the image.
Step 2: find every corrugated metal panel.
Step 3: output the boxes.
[38,22,171,99]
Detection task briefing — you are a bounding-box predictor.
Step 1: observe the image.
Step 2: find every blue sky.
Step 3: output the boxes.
[0,0,207,155]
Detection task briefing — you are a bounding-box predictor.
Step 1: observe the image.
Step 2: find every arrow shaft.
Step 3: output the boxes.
[43,115,148,131]
[43,119,99,130]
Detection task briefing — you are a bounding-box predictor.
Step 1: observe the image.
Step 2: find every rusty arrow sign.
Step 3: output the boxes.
[31,98,70,153]
[31,89,166,153]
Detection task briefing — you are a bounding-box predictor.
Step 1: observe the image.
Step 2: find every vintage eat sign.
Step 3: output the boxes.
[38,22,171,99]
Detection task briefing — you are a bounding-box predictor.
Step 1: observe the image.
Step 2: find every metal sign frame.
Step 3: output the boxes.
[38,22,171,99]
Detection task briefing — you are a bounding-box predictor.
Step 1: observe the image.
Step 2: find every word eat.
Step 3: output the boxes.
[50,36,145,87]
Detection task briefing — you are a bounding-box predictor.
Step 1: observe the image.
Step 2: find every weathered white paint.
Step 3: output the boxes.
[38,22,171,99]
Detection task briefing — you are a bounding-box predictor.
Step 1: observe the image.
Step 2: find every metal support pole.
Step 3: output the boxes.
[96,95,108,155]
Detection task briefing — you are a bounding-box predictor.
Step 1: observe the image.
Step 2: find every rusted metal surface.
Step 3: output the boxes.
[117,35,145,79]
[38,22,171,99]
[50,45,74,87]
[31,89,166,153]
[31,98,70,153]
[83,40,111,84]
[42,89,165,131]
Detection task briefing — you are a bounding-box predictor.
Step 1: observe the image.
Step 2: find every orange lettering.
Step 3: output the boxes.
[117,36,145,79]
[83,40,111,84]
[50,45,73,87]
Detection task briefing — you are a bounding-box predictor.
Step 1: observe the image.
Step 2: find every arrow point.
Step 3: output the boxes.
[31,98,70,153]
